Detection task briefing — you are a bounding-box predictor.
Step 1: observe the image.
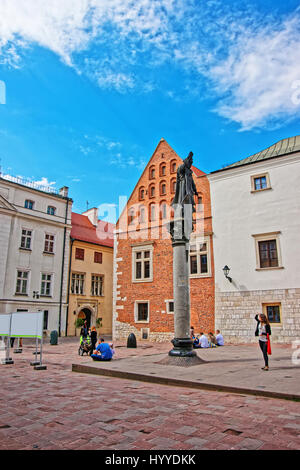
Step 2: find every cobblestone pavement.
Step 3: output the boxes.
[0,337,299,450]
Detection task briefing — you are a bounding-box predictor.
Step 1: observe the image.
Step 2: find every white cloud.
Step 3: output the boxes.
[1,0,300,129]
[207,12,300,130]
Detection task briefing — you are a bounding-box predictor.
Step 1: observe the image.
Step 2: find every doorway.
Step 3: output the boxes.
[78,308,92,329]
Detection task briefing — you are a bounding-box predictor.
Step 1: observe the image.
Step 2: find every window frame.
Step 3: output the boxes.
[94,251,103,264]
[189,236,211,278]
[251,173,271,193]
[262,302,282,327]
[134,300,150,323]
[75,247,85,261]
[40,272,53,297]
[252,232,283,271]
[24,199,34,210]
[71,272,85,295]
[91,274,104,296]
[20,228,33,250]
[15,269,30,295]
[165,299,174,314]
[132,245,154,283]
[47,205,56,216]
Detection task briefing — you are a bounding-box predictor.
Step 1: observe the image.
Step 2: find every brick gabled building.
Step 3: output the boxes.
[113,138,215,342]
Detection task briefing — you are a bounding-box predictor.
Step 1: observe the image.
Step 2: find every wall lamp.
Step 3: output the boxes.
[33,291,40,299]
[223,265,232,283]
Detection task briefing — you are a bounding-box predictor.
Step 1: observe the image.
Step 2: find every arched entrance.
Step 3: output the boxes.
[78,308,92,330]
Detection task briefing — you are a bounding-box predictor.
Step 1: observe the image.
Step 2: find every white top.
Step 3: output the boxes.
[258,324,268,342]
[216,333,224,346]
[199,334,209,348]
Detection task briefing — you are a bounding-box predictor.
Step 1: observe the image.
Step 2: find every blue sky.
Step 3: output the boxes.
[0,0,300,220]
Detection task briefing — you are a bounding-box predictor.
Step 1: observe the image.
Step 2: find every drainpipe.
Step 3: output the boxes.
[58,198,69,337]
[65,237,74,337]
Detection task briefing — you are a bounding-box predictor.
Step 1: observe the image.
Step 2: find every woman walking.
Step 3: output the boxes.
[255,314,271,370]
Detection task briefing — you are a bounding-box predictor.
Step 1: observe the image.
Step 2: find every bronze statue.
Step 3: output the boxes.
[168,151,198,242]
[171,151,198,213]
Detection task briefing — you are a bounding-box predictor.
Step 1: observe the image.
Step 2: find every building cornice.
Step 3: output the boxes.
[208,152,300,182]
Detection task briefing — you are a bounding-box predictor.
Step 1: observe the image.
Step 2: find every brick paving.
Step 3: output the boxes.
[0,337,299,450]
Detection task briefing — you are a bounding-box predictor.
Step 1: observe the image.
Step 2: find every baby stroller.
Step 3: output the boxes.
[78,335,93,356]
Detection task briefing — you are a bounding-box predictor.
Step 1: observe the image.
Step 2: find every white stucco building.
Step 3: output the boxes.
[0,175,72,335]
[208,135,300,343]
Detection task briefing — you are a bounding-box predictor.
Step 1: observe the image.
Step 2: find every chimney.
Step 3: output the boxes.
[82,207,98,226]
[59,186,69,197]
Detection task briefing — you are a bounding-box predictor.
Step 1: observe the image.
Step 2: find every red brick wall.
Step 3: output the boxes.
[115,139,215,339]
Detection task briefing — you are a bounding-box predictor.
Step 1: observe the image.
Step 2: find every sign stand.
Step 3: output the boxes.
[30,337,40,366]
[14,337,23,354]
[34,331,46,370]
[0,311,46,369]
[1,315,14,365]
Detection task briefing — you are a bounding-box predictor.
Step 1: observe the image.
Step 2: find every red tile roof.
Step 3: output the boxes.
[192,165,206,177]
[71,212,114,248]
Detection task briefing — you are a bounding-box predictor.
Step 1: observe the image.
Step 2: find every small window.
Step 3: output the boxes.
[149,185,155,198]
[91,275,104,296]
[160,182,166,196]
[258,240,278,268]
[251,173,271,192]
[171,179,176,193]
[160,163,166,177]
[16,270,29,295]
[47,206,56,215]
[170,160,177,173]
[160,202,167,220]
[139,206,146,223]
[254,176,267,190]
[128,208,135,225]
[149,167,155,179]
[25,200,34,210]
[20,229,32,250]
[137,303,149,322]
[44,234,55,254]
[189,239,210,277]
[150,204,156,221]
[133,246,153,282]
[75,247,84,260]
[166,300,174,314]
[94,252,102,264]
[139,188,145,200]
[263,303,282,325]
[71,273,85,294]
[40,273,52,297]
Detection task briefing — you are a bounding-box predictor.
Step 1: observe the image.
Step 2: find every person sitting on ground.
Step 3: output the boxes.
[190,326,195,339]
[91,338,113,361]
[194,332,209,348]
[109,342,115,357]
[193,335,200,348]
[215,330,224,346]
[208,332,217,347]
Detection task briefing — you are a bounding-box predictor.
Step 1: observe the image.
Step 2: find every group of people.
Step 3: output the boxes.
[190,327,224,348]
[79,320,115,361]
[191,314,272,370]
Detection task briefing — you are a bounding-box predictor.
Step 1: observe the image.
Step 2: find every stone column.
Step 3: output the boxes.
[169,238,196,357]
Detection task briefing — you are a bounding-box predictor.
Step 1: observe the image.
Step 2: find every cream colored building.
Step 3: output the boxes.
[208,135,300,343]
[0,175,72,335]
[66,208,114,336]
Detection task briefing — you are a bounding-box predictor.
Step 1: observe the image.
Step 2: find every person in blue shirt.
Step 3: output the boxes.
[91,338,113,361]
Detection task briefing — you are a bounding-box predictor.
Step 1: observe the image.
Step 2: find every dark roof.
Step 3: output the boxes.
[212,135,300,173]
[71,212,114,248]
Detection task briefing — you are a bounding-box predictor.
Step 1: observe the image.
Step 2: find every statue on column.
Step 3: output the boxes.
[168,152,198,242]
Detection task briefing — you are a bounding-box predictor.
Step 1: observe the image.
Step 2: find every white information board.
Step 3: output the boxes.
[10,312,44,339]
[0,314,11,336]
